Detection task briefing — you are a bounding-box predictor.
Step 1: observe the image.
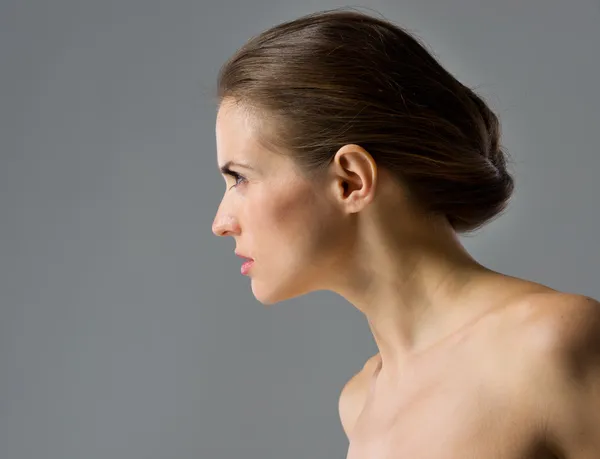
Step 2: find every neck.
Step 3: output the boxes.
[328,212,500,379]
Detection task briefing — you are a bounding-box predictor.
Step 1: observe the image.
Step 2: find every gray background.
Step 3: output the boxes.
[1,0,599,458]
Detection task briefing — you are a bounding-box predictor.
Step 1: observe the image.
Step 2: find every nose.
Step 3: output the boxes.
[212,207,240,237]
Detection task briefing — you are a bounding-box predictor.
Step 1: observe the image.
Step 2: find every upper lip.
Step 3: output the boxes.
[235,251,253,260]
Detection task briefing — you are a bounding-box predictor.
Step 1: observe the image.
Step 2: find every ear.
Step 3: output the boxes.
[329,144,378,213]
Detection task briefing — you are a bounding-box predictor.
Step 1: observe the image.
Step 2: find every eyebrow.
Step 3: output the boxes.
[219,160,254,175]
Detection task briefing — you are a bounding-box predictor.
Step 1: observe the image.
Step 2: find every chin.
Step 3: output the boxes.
[249,274,314,306]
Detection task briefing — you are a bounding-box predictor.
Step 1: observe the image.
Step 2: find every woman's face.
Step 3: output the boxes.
[212,101,346,304]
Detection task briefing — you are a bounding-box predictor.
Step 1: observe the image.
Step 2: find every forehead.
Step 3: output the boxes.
[216,102,270,169]
[216,101,254,153]
[216,101,290,175]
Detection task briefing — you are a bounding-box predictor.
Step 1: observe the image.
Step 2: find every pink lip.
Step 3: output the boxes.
[241,259,254,275]
[235,252,253,261]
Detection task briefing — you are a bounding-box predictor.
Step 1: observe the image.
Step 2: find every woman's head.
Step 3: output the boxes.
[213,99,350,304]
[216,8,514,234]
[213,8,513,304]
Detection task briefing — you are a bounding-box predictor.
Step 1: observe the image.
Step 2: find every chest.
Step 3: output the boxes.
[346,367,552,459]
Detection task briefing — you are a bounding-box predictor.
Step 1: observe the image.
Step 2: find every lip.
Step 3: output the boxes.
[240,259,254,276]
[235,251,254,261]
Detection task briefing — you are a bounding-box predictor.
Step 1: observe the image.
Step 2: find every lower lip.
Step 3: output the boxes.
[241,260,254,275]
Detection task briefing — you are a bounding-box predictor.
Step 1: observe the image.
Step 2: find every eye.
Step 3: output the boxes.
[228,171,247,189]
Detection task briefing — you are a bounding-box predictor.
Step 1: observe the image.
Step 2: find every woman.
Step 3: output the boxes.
[211,9,600,459]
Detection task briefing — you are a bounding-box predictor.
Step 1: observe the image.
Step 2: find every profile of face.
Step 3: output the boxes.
[212,101,350,305]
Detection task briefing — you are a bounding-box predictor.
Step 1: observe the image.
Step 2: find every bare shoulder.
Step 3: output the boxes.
[338,353,381,439]
[508,291,600,351]
[468,290,599,382]
[485,291,600,392]
[502,292,600,452]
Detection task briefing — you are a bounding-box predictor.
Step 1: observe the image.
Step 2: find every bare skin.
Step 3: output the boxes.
[339,297,548,459]
[213,100,600,459]
[340,288,600,459]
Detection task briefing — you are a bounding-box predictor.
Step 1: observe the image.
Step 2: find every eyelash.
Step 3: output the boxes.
[228,172,247,189]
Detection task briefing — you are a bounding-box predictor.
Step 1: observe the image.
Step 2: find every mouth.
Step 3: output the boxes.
[240,258,254,275]
[235,252,254,261]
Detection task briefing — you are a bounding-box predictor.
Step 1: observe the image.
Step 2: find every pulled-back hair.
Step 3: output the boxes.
[217,8,514,233]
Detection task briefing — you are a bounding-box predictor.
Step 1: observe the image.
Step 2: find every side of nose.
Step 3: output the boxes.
[212,219,233,237]
[212,204,240,237]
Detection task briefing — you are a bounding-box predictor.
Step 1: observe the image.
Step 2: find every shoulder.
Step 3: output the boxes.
[338,353,381,439]
[513,292,600,453]
[495,291,600,378]
[511,291,600,355]
[476,291,600,398]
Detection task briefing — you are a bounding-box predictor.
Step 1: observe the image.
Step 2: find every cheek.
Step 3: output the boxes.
[243,182,342,267]
[268,189,340,257]
[253,196,308,247]
[244,188,314,251]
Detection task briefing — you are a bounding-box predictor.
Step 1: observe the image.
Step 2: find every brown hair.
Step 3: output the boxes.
[217,8,514,233]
